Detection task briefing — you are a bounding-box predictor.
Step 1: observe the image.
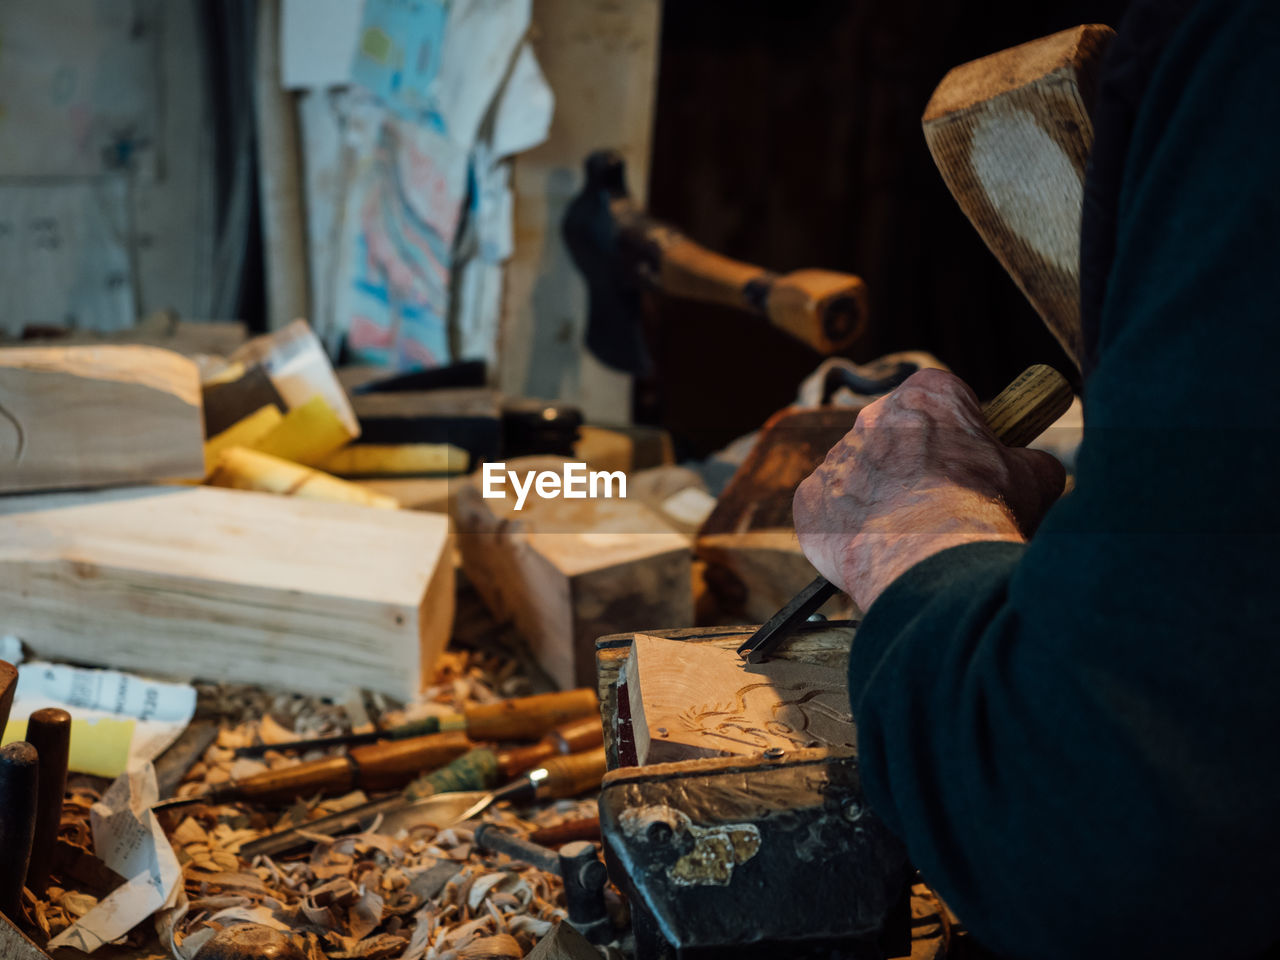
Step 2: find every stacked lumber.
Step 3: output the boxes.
[455,456,692,689]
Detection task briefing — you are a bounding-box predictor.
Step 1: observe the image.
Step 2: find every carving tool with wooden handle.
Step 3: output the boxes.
[0,741,38,921]
[739,363,1072,664]
[234,687,599,758]
[25,708,71,896]
[152,729,473,811]
[241,745,609,860]
[0,661,17,732]
[563,150,869,374]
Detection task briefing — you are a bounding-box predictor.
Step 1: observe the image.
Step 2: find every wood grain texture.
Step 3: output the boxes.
[623,632,854,765]
[0,485,453,698]
[0,345,204,493]
[455,457,692,690]
[923,24,1114,368]
[982,363,1073,447]
[594,623,855,768]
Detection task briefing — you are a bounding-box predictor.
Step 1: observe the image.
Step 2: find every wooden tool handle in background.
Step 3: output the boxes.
[25,708,71,897]
[350,730,473,793]
[0,662,17,733]
[497,715,605,778]
[464,688,599,742]
[0,742,38,921]
[654,228,869,356]
[233,755,355,804]
[532,747,609,800]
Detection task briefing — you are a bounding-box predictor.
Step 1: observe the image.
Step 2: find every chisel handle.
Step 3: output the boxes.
[531,747,609,800]
[981,363,1074,447]
[230,755,355,804]
[464,688,598,742]
[497,715,605,779]
[25,708,71,896]
[0,742,38,921]
[349,730,473,792]
[0,662,17,733]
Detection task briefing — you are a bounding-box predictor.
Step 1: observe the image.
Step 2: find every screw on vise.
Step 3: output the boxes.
[475,824,613,944]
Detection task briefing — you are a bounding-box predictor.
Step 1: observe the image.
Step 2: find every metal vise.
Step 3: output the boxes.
[594,625,921,959]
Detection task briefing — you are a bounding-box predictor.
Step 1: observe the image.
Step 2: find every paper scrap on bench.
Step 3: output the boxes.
[48,763,183,953]
[0,661,196,778]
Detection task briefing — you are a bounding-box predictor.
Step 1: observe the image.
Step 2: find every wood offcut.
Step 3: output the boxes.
[0,485,454,698]
[0,345,204,493]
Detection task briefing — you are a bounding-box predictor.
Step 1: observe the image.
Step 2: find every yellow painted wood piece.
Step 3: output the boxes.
[252,394,356,465]
[207,446,399,509]
[203,403,283,473]
[317,443,469,477]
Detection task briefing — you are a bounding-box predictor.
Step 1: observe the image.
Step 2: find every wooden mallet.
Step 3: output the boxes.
[923,23,1116,368]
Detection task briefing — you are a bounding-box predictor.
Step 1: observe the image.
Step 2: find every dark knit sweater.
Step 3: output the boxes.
[849,1,1280,957]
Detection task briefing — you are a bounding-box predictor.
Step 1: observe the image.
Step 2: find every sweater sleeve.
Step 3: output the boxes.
[849,2,1280,957]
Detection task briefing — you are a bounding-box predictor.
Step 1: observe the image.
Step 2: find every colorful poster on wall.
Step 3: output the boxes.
[332,108,469,369]
[350,0,449,124]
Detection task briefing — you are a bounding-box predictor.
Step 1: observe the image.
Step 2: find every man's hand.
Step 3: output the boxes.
[794,369,1066,611]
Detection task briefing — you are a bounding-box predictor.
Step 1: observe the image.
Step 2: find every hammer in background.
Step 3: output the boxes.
[562,149,871,376]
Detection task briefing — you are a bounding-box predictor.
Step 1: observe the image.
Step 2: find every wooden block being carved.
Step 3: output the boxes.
[923,24,1113,368]
[455,456,692,689]
[624,633,854,765]
[0,486,453,698]
[0,345,205,494]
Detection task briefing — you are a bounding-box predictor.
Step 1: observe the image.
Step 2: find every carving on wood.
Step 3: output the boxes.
[625,634,854,764]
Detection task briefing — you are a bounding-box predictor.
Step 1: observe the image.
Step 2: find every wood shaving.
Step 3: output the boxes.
[26,649,592,958]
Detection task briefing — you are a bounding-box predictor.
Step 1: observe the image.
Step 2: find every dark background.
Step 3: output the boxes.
[644,0,1132,458]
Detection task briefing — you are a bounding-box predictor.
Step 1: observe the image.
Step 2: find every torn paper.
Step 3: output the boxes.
[490,42,554,159]
[432,0,531,147]
[49,764,183,953]
[281,0,365,90]
[0,661,196,778]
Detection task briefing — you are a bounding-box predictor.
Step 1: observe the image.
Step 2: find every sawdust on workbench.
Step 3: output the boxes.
[29,650,612,959]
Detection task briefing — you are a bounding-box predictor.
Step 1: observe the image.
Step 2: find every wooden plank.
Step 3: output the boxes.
[922,24,1113,368]
[499,0,663,424]
[623,633,855,765]
[0,345,204,494]
[0,485,453,698]
[455,456,691,689]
